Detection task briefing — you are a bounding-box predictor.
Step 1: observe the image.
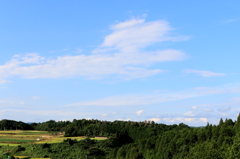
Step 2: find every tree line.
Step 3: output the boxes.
[1,114,240,158]
[0,119,34,130]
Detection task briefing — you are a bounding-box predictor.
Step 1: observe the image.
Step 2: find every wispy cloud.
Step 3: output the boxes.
[223,19,238,23]
[32,96,40,100]
[136,110,144,116]
[0,17,187,82]
[0,80,11,84]
[0,99,25,106]
[184,69,226,77]
[148,117,208,124]
[148,118,161,122]
[183,111,196,117]
[204,108,214,112]
[70,92,199,106]
[218,106,231,112]
[0,107,105,120]
[101,113,107,117]
[69,83,240,106]
[93,18,188,54]
[192,106,197,110]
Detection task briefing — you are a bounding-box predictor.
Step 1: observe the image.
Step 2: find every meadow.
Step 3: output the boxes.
[0,130,106,146]
[0,130,106,158]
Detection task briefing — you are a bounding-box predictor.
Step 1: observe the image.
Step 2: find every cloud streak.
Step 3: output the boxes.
[184,69,226,77]
[94,18,188,53]
[148,117,208,124]
[0,18,187,82]
[70,84,240,106]
[136,110,144,116]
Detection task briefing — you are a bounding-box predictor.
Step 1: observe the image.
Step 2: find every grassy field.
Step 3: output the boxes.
[0,130,52,146]
[0,138,35,143]
[14,156,50,159]
[0,130,107,146]
[0,131,107,159]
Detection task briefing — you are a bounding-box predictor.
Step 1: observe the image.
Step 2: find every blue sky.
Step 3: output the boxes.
[0,1,240,126]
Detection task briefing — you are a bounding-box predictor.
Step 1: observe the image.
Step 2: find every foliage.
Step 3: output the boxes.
[1,115,240,158]
[0,120,34,130]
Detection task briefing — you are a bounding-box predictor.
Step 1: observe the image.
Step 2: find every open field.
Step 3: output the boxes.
[0,138,35,143]
[14,156,50,159]
[0,130,53,146]
[0,130,107,146]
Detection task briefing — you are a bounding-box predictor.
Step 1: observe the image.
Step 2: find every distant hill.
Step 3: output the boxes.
[0,119,34,130]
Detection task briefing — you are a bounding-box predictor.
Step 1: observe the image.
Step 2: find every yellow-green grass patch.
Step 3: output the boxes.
[0,130,57,145]
[13,156,31,159]
[0,143,20,146]
[0,130,107,145]
[92,138,107,140]
[35,137,106,144]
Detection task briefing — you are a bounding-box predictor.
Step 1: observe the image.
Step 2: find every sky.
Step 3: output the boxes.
[0,1,240,126]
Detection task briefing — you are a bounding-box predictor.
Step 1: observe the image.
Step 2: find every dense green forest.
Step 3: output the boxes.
[1,115,240,159]
[0,119,34,130]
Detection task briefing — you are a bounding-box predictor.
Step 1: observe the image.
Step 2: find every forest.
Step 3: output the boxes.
[1,114,240,159]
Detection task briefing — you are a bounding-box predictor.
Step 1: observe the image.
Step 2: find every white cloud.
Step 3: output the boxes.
[73,92,196,106]
[184,69,225,77]
[0,17,187,82]
[72,87,227,106]
[58,119,70,122]
[101,113,107,117]
[0,54,166,80]
[136,110,144,116]
[148,118,161,122]
[0,109,79,117]
[199,118,208,123]
[162,117,207,124]
[20,101,25,105]
[0,100,25,106]
[32,96,40,100]
[148,115,205,124]
[204,108,214,112]
[110,19,145,30]
[0,80,11,84]
[224,19,238,23]
[0,110,7,116]
[183,111,196,117]
[192,106,197,109]
[94,18,188,54]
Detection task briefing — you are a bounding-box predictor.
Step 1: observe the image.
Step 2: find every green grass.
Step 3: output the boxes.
[92,138,107,140]
[0,131,52,145]
[0,138,35,143]
[17,131,52,135]
[0,130,107,145]
[14,157,50,159]
[0,143,20,146]
[0,130,51,135]
[35,137,106,144]
[35,136,85,144]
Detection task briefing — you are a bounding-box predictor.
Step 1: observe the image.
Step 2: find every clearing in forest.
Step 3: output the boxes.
[0,130,107,146]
